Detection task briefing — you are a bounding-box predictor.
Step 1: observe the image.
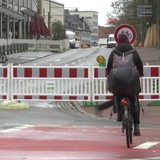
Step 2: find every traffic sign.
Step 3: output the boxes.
[114,24,137,44]
[137,5,152,17]
[96,55,106,67]
[137,5,152,10]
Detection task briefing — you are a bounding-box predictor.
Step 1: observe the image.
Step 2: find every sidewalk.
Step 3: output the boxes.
[3,51,54,65]
[82,101,160,126]
[136,47,160,65]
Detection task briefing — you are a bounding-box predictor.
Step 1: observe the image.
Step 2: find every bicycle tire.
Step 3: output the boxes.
[129,111,133,143]
[126,120,132,148]
[125,111,132,148]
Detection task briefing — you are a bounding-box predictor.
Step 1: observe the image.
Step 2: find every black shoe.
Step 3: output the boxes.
[134,124,141,136]
[133,129,141,136]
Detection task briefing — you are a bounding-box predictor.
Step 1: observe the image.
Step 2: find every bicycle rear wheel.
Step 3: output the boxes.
[126,119,132,148]
[125,110,133,148]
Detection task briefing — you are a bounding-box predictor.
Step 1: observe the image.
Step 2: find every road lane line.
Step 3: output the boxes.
[0,125,34,133]
[131,157,160,160]
[53,59,61,61]
[134,141,160,149]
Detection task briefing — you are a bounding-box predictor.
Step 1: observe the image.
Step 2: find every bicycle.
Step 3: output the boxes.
[121,98,133,148]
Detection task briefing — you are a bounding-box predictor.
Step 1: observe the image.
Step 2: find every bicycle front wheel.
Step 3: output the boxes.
[126,115,132,148]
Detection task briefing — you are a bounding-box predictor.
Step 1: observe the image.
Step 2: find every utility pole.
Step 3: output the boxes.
[37,0,42,15]
[134,0,136,23]
[158,0,160,47]
[48,0,51,33]
[140,0,143,45]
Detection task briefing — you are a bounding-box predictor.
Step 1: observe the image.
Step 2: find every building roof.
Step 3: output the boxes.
[98,26,116,38]
[50,0,64,6]
[70,10,98,14]
[64,10,91,32]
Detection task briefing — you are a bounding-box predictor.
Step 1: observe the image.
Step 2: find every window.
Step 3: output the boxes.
[71,23,78,29]
[14,0,18,5]
[8,0,13,4]
[2,0,7,6]
[28,0,32,8]
[24,0,27,7]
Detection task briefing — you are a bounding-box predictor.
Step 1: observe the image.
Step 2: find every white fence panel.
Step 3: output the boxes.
[140,77,160,100]
[10,65,91,102]
[92,66,160,101]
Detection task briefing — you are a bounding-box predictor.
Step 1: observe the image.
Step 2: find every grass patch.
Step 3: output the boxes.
[147,101,160,106]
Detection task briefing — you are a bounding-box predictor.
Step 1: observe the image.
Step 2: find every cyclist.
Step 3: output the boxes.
[107,33,143,136]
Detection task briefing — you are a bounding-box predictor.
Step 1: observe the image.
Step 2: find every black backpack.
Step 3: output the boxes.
[108,49,140,96]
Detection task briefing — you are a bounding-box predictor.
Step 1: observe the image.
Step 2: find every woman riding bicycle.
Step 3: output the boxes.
[107,34,144,136]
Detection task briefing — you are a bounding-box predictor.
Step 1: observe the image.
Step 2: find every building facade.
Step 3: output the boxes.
[0,0,37,39]
[40,0,64,35]
[0,0,98,48]
[64,9,91,47]
[70,11,99,45]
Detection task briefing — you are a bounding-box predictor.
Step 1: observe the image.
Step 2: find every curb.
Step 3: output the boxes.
[4,52,54,65]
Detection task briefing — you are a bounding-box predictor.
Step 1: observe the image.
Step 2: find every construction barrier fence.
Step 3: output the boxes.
[0,64,160,102]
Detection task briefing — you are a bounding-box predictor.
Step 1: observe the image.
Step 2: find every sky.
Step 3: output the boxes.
[56,0,115,26]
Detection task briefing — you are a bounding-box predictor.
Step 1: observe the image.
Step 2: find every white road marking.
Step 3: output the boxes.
[71,61,76,64]
[131,157,160,160]
[53,58,61,61]
[0,125,34,133]
[134,141,160,149]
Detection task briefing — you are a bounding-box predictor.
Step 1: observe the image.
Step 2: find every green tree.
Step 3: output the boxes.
[52,20,65,40]
[107,0,160,43]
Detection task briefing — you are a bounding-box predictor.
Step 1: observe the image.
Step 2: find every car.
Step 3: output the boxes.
[107,34,117,48]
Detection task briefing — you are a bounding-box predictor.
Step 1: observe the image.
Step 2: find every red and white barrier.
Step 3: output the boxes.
[13,67,89,78]
[0,65,159,102]
[92,66,160,101]
[0,66,9,100]
[11,66,91,101]
[144,66,160,77]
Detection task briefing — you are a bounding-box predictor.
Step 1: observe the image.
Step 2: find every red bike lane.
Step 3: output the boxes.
[0,125,159,160]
